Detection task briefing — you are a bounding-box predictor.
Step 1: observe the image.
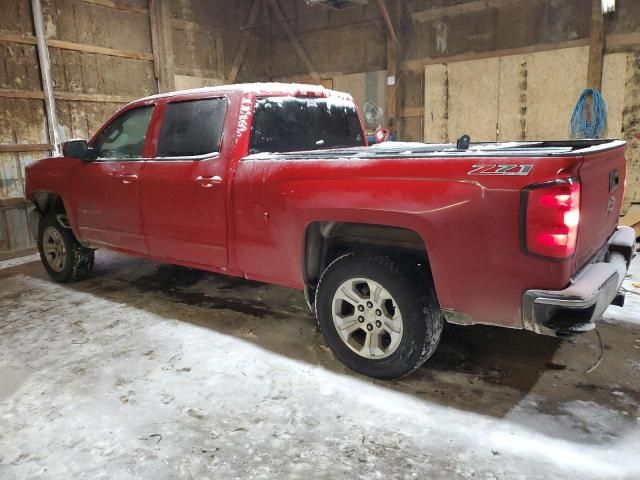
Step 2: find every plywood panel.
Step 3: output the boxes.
[425,58,499,143]
[499,47,589,140]
[522,47,588,140]
[425,46,590,143]
[496,54,529,141]
[621,53,640,210]
[601,52,628,139]
[424,63,448,143]
[172,28,224,78]
[448,57,500,142]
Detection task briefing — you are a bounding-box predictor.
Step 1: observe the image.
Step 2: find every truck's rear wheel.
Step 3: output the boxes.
[37,212,94,283]
[315,253,443,379]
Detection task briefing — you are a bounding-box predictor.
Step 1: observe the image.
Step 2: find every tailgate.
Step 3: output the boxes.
[573,143,627,274]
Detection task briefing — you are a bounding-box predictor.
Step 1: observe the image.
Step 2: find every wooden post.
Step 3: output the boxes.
[149,0,175,93]
[228,0,262,83]
[587,0,605,90]
[377,0,401,135]
[267,0,320,83]
[31,0,60,155]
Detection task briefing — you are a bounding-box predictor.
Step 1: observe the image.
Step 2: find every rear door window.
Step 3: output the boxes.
[156,97,227,157]
[249,96,364,154]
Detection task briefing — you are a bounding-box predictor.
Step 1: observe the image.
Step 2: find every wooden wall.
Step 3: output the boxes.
[259,0,640,211]
[1,0,640,253]
[0,0,257,253]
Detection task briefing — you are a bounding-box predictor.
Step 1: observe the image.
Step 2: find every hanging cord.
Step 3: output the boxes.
[569,88,607,139]
[585,328,604,374]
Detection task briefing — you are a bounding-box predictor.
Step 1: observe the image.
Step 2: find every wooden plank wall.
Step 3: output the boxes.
[0,0,256,253]
[261,0,640,211]
[423,47,640,211]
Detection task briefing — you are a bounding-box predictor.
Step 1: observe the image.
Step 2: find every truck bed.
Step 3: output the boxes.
[244,139,625,161]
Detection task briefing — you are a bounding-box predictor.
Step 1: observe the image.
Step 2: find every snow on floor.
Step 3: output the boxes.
[1,271,639,479]
[604,254,640,326]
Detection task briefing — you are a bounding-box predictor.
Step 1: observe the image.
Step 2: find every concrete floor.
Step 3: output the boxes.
[1,251,639,479]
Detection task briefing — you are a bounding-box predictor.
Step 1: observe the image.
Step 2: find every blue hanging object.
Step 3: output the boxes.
[569,88,607,139]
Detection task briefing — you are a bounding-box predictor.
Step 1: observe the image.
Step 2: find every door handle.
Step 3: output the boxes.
[116,173,138,184]
[195,175,222,188]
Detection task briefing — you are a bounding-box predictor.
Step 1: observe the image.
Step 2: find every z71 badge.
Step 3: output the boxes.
[467,164,533,176]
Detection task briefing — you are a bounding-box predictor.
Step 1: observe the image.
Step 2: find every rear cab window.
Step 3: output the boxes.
[156,97,227,158]
[249,96,364,154]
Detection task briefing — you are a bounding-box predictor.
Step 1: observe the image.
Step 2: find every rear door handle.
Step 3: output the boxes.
[195,175,222,188]
[116,173,138,184]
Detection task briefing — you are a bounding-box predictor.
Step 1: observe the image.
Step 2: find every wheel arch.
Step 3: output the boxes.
[303,221,434,288]
[30,190,85,243]
[30,190,67,216]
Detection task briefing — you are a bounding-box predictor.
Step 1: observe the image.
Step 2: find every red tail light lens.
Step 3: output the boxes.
[522,178,581,259]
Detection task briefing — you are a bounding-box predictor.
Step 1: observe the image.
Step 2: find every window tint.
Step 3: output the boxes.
[156,98,227,157]
[93,106,153,159]
[249,96,365,154]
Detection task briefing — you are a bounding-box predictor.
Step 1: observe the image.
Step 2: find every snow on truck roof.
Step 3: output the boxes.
[138,82,353,103]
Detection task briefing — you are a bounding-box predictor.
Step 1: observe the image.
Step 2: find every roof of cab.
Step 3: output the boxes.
[136,82,353,103]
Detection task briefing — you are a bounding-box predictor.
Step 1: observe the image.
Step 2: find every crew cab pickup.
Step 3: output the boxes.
[25,83,636,379]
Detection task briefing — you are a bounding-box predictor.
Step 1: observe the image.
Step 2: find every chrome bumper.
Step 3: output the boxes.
[523,226,636,336]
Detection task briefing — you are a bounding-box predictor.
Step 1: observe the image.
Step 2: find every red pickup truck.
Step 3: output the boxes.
[25,83,636,379]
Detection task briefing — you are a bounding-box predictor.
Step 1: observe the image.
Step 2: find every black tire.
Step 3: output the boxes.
[315,253,443,380]
[37,212,94,283]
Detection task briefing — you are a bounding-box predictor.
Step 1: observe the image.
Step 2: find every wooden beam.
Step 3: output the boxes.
[376,0,399,46]
[176,66,224,79]
[170,18,243,38]
[48,39,153,60]
[0,198,34,208]
[620,205,640,237]
[0,88,45,100]
[55,92,134,103]
[80,0,148,15]
[0,144,51,152]
[227,0,262,83]
[382,0,402,134]
[607,32,640,49]
[32,0,61,156]
[587,0,605,90]
[0,31,153,60]
[149,0,175,92]
[0,31,36,46]
[411,0,527,22]
[148,0,161,84]
[399,107,423,118]
[267,0,321,83]
[401,38,591,71]
[0,88,133,103]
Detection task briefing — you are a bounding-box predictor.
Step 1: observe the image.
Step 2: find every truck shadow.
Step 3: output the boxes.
[15,251,638,423]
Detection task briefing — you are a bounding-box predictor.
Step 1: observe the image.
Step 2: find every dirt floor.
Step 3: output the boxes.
[0,251,639,479]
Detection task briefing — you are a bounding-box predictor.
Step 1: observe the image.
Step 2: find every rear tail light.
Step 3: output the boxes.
[521,178,581,259]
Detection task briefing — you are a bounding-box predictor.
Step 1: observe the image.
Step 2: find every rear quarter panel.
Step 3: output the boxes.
[232,153,583,328]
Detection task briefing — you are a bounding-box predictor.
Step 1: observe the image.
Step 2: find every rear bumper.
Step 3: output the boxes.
[523,226,636,336]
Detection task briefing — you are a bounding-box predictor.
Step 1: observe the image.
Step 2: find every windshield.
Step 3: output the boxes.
[249,96,365,154]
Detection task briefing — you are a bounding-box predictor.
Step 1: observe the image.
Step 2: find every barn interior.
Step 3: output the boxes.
[1,1,640,478]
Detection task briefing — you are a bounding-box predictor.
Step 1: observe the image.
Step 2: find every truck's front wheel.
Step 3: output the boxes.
[37,212,94,283]
[315,253,443,379]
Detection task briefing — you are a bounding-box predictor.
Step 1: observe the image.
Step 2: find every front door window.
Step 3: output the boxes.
[93,106,154,159]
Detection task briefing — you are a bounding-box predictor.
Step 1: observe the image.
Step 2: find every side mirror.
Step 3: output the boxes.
[62,139,96,160]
